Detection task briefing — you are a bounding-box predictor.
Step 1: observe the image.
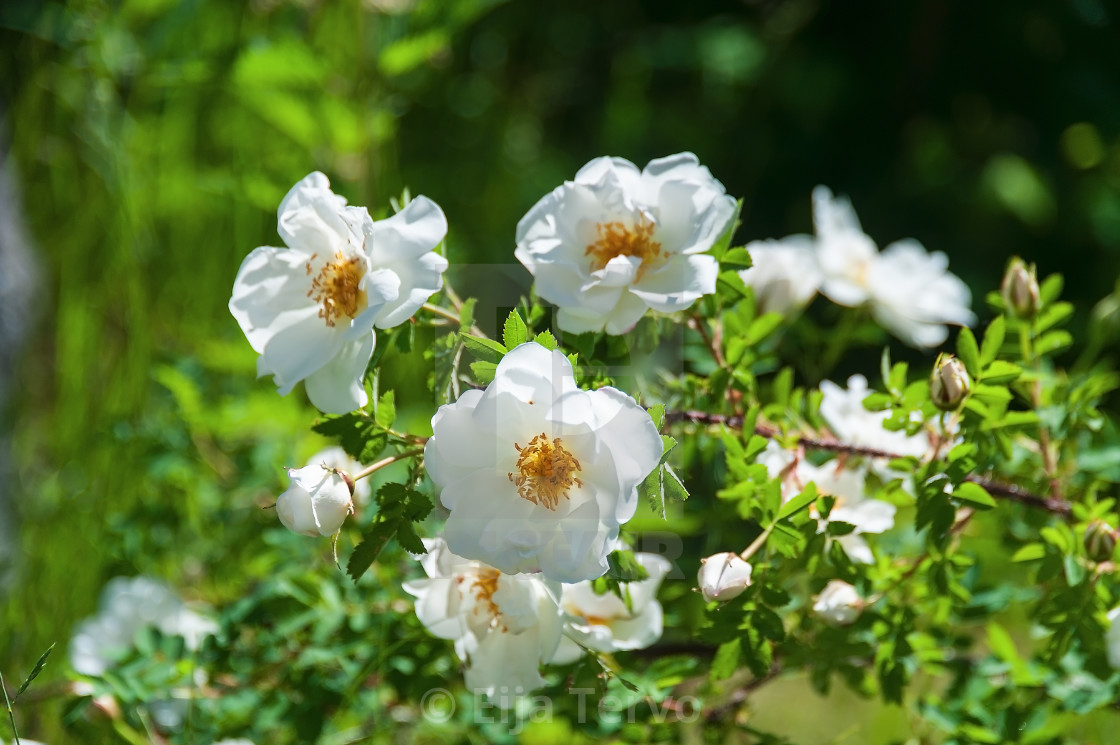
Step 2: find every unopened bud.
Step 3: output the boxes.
[276,465,354,537]
[697,552,753,602]
[1084,520,1118,563]
[930,354,971,411]
[1001,257,1040,319]
[812,580,863,625]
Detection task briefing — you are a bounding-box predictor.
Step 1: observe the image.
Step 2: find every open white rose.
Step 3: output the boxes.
[697,551,753,603]
[515,153,736,335]
[812,185,975,348]
[230,172,448,414]
[424,341,663,583]
[275,464,354,537]
[550,552,671,664]
[813,580,864,625]
[403,538,563,701]
[739,236,822,315]
[757,442,895,564]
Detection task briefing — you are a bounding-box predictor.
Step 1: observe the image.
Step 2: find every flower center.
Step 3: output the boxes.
[508,433,583,510]
[306,251,367,327]
[471,567,502,620]
[585,216,663,279]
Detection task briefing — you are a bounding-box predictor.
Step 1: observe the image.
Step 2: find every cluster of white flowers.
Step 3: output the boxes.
[230,172,448,414]
[515,153,736,335]
[740,186,975,347]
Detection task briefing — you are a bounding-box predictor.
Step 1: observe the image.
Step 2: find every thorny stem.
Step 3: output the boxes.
[353,447,426,481]
[663,409,1073,517]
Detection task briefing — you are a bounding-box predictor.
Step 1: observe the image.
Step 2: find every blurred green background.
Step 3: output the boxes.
[1,0,1119,741]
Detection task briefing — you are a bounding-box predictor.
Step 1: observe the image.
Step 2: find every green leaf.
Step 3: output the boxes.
[719,246,754,267]
[778,482,818,520]
[745,313,783,345]
[347,485,433,582]
[460,333,507,363]
[1011,543,1046,562]
[607,549,651,582]
[374,390,396,429]
[533,329,558,351]
[980,316,1006,366]
[458,297,477,330]
[647,404,666,430]
[1035,330,1073,355]
[469,360,497,384]
[503,310,529,349]
[987,622,1019,663]
[957,327,982,379]
[15,643,55,699]
[952,482,996,509]
[711,638,742,681]
[980,360,1022,384]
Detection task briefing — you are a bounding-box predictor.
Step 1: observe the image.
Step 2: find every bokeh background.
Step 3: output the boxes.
[1,0,1119,742]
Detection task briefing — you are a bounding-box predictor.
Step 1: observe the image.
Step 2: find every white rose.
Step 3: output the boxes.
[697,552,753,603]
[515,153,736,335]
[424,341,663,583]
[275,464,354,537]
[230,172,447,414]
[813,580,864,626]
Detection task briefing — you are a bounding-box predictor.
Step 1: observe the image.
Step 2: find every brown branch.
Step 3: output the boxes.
[663,409,1072,517]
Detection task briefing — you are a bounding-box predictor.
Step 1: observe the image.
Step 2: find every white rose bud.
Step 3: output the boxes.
[276,465,355,537]
[697,552,753,602]
[930,353,971,411]
[812,580,863,625]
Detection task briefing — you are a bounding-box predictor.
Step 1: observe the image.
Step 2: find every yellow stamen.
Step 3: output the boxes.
[508,433,583,510]
[306,251,366,327]
[585,216,663,279]
[471,568,502,620]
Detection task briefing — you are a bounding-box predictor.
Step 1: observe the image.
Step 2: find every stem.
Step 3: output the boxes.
[421,302,460,324]
[353,447,426,481]
[1,671,19,745]
[688,312,725,368]
[740,521,776,561]
[1019,325,1062,500]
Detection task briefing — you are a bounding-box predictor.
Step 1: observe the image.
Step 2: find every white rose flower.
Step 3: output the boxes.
[812,185,975,347]
[697,551,753,603]
[813,580,864,626]
[739,236,822,315]
[230,172,448,414]
[757,442,895,564]
[275,464,355,537]
[403,538,563,700]
[424,341,663,583]
[549,552,672,664]
[304,446,371,506]
[69,576,217,678]
[515,153,736,335]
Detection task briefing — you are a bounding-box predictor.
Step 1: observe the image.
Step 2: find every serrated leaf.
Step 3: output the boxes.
[534,329,558,351]
[1035,330,1073,355]
[720,246,754,267]
[648,404,666,430]
[375,390,396,429]
[956,328,982,379]
[717,269,751,301]
[952,481,996,509]
[745,313,783,345]
[395,521,427,555]
[359,432,388,463]
[470,360,497,384]
[711,638,742,681]
[346,524,396,581]
[778,482,818,520]
[980,316,1006,366]
[503,310,529,349]
[663,463,689,502]
[980,360,1022,384]
[980,410,1039,431]
[460,333,507,363]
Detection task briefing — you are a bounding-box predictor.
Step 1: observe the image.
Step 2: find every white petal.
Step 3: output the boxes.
[367,196,449,328]
[631,254,718,312]
[258,312,347,395]
[229,246,317,354]
[302,333,375,414]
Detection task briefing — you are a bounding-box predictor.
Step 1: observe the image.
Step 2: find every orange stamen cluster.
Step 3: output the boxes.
[306,250,366,327]
[509,433,583,510]
[585,217,663,279]
[471,567,503,620]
